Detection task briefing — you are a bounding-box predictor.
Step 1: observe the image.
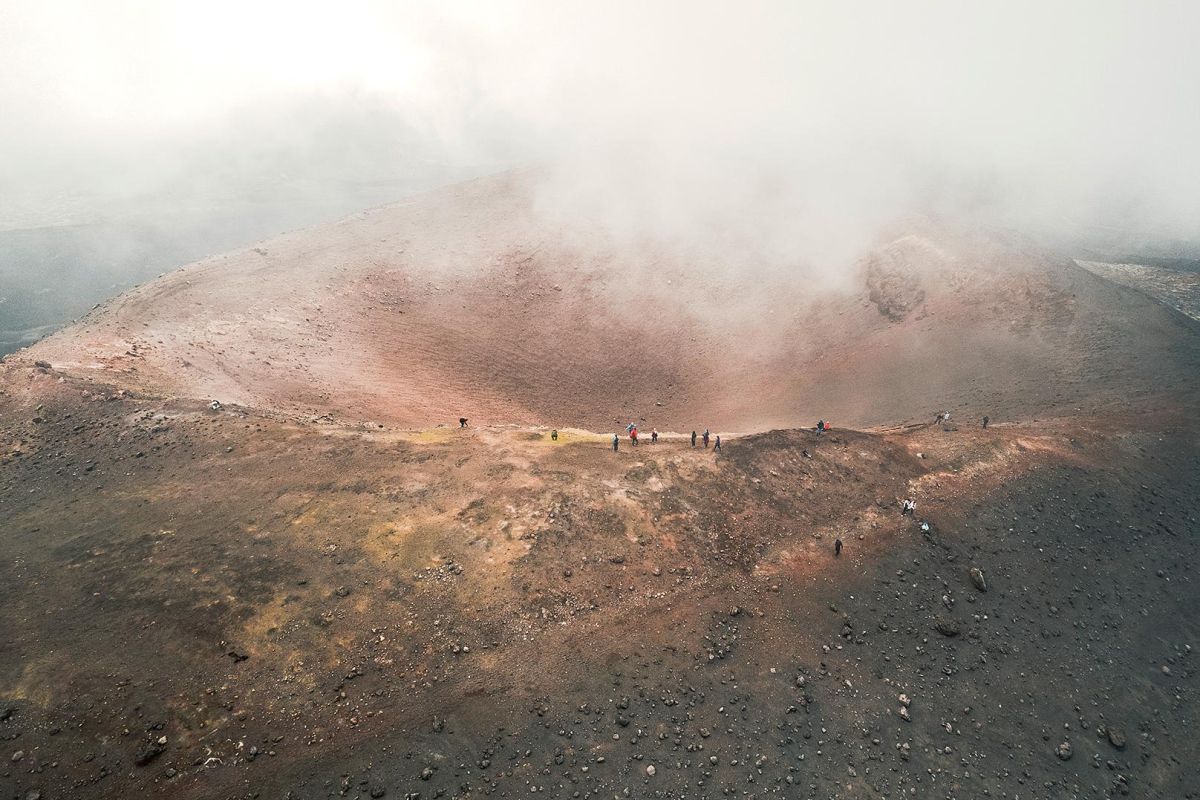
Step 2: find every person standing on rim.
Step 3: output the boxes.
[702,429,710,448]
[613,433,619,452]
[713,435,722,451]
[835,538,843,557]
[691,430,697,447]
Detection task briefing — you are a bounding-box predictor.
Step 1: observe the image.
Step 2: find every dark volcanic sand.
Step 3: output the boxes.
[2,173,1198,799]
[0,368,1196,799]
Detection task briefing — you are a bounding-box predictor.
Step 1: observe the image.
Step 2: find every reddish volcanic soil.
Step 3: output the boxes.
[12,173,1200,431]
[1,172,1199,800]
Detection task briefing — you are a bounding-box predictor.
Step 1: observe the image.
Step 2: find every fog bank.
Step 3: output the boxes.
[2,1,1198,268]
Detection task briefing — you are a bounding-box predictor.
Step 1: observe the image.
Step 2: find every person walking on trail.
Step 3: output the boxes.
[703,429,710,448]
[835,537,843,557]
[651,429,658,444]
[631,427,639,447]
[551,429,558,441]
[982,415,989,429]
[713,435,722,451]
[613,434,619,452]
[691,430,697,447]
[459,417,468,428]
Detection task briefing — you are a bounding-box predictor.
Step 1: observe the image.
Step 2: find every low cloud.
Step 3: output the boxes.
[2,0,1198,267]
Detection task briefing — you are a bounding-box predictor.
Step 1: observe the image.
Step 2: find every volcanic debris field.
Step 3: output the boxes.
[1,175,1199,800]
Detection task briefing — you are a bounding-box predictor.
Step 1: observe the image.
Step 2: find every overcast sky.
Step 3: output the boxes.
[2,1,1198,251]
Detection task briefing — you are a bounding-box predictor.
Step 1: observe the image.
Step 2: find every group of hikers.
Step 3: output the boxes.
[935,410,991,429]
[461,410,993,561]
[611,425,720,452]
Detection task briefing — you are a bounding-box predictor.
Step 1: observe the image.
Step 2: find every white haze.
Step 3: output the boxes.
[2,0,1199,270]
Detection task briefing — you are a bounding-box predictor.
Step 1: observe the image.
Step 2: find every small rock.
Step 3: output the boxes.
[969,567,987,592]
[1055,740,1073,761]
[935,617,961,637]
[646,765,656,776]
[11,749,24,762]
[1106,727,1127,750]
[134,740,166,766]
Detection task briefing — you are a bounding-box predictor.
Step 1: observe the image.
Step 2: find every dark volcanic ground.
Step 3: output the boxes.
[1,365,1197,800]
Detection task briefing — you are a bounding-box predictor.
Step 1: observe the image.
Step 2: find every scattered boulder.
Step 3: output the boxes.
[34,360,51,369]
[1055,740,1073,761]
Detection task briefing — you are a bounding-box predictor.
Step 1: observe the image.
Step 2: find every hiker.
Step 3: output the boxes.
[835,537,843,557]
[627,422,636,434]
[551,429,558,441]
[691,431,697,447]
[703,429,710,448]
[982,415,989,429]
[459,417,468,428]
[816,419,826,433]
[631,427,639,446]
[651,429,658,444]
[613,434,619,452]
[713,435,722,451]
